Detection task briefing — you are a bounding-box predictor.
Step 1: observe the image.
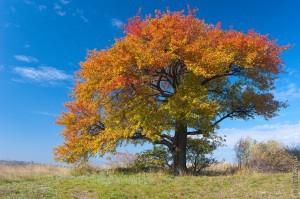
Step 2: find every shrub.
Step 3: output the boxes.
[285,145,300,160]
[250,140,294,172]
[186,136,223,174]
[71,162,99,176]
[234,138,294,172]
[132,146,172,171]
[132,136,223,173]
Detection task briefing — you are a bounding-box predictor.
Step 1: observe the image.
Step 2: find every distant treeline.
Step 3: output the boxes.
[0,160,35,165]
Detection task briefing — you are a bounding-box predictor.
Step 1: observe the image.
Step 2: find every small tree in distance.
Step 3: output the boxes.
[234,137,254,169]
[187,136,223,174]
[55,9,288,175]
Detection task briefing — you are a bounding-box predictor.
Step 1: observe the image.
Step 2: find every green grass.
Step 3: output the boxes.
[0,171,297,199]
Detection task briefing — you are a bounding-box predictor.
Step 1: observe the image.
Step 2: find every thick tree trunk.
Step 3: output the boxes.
[173,121,187,175]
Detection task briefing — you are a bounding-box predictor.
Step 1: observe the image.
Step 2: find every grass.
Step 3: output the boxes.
[0,164,297,199]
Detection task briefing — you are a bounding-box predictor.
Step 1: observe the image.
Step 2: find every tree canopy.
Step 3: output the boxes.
[55,10,287,172]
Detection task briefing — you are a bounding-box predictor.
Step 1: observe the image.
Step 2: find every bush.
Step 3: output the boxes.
[285,145,300,160]
[71,162,99,176]
[132,136,223,174]
[186,136,223,174]
[234,139,294,172]
[250,140,293,172]
[132,146,172,172]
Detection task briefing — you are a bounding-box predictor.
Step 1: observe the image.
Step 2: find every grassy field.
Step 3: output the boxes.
[0,164,297,199]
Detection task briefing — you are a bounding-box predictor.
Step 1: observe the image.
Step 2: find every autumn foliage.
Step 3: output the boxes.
[55,10,287,172]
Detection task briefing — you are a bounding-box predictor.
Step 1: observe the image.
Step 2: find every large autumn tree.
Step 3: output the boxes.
[55,10,287,174]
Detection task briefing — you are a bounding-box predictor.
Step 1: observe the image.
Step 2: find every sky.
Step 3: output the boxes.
[1,0,300,164]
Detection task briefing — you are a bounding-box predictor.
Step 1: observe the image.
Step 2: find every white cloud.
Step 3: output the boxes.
[54,3,66,16]
[14,66,72,82]
[14,55,38,63]
[111,18,124,29]
[274,83,300,101]
[218,121,300,147]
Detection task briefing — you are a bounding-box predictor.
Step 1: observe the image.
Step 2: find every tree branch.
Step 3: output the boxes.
[212,112,235,127]
[187,129,203,136]
[161,134,174,142]
[201,72,236,85]
[201,63,243,85]
[187,105,256,136]
[131,132,173,150]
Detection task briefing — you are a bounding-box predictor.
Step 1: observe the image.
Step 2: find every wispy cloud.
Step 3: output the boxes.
[38,5,47,11]
[34,111,59,118]
[53,3,66,16]
[218,122,300,147]
[23,0,34,5]
[111,18,124,29]
[24,0,47,12]
[1,22,20,29]
[274,83,300,101]
[286,68,296,76]
[60,0,71,5]
[74,9,88,23]
[24,44,31,49]
[23,0,87,23]
[14,55,39,63]
[10,6,16,13]
[14,66,72,82]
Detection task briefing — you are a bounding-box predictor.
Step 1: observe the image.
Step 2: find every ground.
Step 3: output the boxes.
[0,164,297,199]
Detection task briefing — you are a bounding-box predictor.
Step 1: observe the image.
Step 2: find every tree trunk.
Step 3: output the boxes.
[173,121,187,175]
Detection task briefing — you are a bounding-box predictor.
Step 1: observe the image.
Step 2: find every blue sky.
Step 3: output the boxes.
[1,0,300,164]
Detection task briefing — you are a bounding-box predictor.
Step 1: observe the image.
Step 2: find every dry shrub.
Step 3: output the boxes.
[235,138,294,172]
[285,144,300,160]
[250,140,294,172]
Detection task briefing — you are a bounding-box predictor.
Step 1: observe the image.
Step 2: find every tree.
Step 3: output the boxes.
[234,137,254,169]
[54,9,287,175]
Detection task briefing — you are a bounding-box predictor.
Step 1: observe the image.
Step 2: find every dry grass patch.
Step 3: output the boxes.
[0,164,70,181]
